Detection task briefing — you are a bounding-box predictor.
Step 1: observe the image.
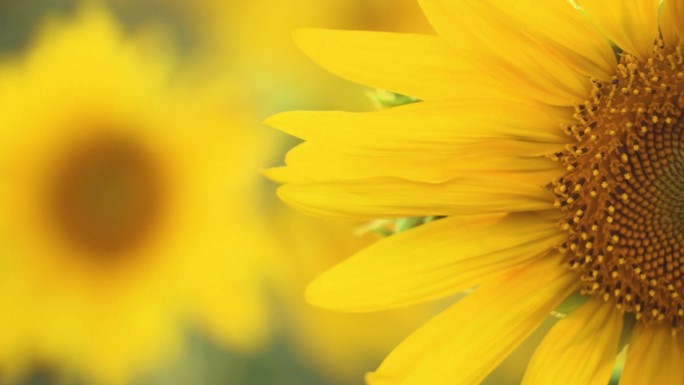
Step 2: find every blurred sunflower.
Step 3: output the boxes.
[0,6,269,384]
[269,0,684,384]
[108,0,432,111]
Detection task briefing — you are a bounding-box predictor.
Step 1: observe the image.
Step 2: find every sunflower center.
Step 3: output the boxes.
[552,42,684,327]
[48,136,164,259]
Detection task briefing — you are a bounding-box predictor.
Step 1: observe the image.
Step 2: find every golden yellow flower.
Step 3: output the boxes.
[269,0,684,383]
[0,7,269,384]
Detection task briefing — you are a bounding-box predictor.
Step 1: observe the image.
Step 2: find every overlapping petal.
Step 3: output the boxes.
[620,324,684,384]
[306,213,563,312]
[579,0,660,60]
[418,0,595,106]
[661,0,684,46]
[366,257,579,385]
[266,99,570,158]
[293,29,515,101]
[278,176,555,219]
[284,142,560,184]
[522,298,623,385]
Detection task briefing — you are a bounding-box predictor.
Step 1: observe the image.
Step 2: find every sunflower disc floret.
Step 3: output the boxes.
[553,41,684,328]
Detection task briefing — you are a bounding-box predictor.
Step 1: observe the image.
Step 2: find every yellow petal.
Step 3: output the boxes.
[418,0,591,106]
[262,166,312,184]
[306,213,563,312]
[579,0,660,60]
[277,175,553,220]
[367,257,579,385]
[285,142,561,185]
[266,99,569,158]
[490,0,615,80]
[620,324,683,385]
[661,0,684,46]
[522,298,622,385]
[293,29,515,101]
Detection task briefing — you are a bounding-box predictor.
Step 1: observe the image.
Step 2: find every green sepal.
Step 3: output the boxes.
[551,291,589,319]
[368,89,420,109]
[357,216,444,238]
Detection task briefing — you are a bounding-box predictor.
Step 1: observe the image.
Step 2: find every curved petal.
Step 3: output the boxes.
[522,298,623,385]
[620,324,683,385]
[285,142,562,185]
[266,99,570,158]
[366,256,579,385]
[306,213,564,312]
[293,29,516,101]
[485,0,616,80]
[277,175,554,220]
[579,0,660,60]
[419,0,592,106]
[262,166,312,184]
[661,0,684,46]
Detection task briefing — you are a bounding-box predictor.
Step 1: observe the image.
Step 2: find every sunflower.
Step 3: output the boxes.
[268,0,684,383]
[0,6,269,384]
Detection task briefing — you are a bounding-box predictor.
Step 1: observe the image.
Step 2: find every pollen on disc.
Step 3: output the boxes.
[552,41,684,327]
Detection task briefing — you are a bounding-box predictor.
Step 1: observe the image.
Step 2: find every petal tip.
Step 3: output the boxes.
[263,112,304,138]
[262,112,286,129]
[304,274,340,310]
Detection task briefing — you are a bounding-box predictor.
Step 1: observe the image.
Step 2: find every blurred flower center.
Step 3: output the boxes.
[553,41,684,327]
[47,135,164,258]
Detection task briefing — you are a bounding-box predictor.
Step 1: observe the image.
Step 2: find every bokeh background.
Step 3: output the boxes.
[0,1,551,385]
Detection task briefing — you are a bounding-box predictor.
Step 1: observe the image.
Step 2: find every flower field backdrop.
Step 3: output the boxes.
[3,0,676,384]
[0,1,447,385]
